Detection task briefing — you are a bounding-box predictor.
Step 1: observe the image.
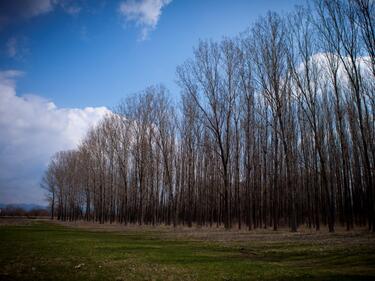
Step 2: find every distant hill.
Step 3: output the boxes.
[0,203,48,211]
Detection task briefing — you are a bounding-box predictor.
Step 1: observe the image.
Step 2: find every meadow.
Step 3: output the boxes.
[0,218,374,281]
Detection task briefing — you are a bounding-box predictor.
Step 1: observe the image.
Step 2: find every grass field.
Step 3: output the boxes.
[0,219,375,281]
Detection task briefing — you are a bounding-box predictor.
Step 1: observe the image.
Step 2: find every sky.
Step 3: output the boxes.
[0,0,302,206]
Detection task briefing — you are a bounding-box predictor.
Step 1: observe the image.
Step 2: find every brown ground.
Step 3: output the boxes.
[49,219,375,245]
[0,217,37,226]
[2,216,374,245]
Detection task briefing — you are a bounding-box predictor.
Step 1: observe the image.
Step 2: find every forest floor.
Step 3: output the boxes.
[0,218,375,281]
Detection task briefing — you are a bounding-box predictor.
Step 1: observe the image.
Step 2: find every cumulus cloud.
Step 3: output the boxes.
[298,53,373,86]
[119,0,172,40]
[0,70,110,205]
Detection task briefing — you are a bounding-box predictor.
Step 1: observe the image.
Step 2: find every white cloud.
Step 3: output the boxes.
[0,70,110,205]
[304,53,373,86]
[119,0,172,40]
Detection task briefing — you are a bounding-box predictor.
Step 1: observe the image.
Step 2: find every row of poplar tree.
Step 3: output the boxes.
[42,0,375,232]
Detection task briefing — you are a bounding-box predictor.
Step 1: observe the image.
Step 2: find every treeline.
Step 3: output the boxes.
[0,206,49,217]
[42,0,375,232]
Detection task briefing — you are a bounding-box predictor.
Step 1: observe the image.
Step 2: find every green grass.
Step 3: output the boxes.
[0,221,375,281]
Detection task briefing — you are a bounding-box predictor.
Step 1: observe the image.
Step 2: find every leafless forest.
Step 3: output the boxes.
[42,0,375,232]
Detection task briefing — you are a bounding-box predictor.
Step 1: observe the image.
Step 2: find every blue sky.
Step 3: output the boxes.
[0,0,302,205]
[1,0,301,108]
